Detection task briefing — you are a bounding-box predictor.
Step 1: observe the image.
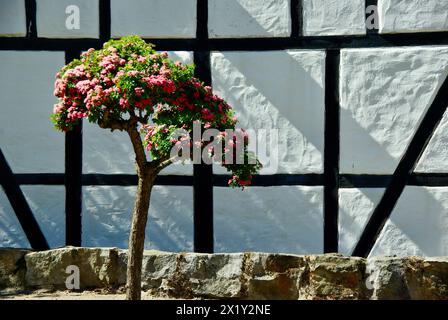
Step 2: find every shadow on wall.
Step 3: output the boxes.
[0,190,29,248]
[211,50,325,175]
[338,47,448,257]
[208,0,291,38]
[214,186,323,254]
[82,186,194,252]
[0,187,65,248]
[339,186,448,257]
[210,49,326,254]
[371,187,448,257]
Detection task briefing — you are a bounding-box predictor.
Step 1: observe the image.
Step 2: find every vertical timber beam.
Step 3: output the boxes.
[193,0,214,253]
[65,50,83,247]
[324,49,340,253]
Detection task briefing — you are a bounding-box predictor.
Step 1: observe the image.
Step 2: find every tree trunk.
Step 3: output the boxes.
[125,171,155,300]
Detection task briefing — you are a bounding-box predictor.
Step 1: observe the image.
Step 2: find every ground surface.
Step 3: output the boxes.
[0,290,165,300]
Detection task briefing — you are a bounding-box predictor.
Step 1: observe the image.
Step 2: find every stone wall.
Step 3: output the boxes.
[1,248,446,300]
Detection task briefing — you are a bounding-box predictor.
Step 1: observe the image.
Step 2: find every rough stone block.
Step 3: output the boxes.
[25,247,121,290]
[366,257,411,299]
[303,254,367,300]
[0,248,30,290]
[245,253,307,300]
[408,257,448,300]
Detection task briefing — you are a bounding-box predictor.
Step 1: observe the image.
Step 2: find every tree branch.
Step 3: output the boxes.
[98,117,129,131]
[127,121,148,173]
[156,155,177,172]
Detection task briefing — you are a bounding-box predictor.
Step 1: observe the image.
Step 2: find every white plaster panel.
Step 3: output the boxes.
[339,188,385,255]
[416,109,448,173]
[111,0,196,38]
[0,186,65,248]
[379,0,448,34]
[208,0,291,38]
[0,0,27,36]
[340,46,448,174]
[214,186,323,254]
[21,186,65,248]
[82,186,193,252]
[302,0,366,36]
[370,186,448,257]
[83,124,135,174]
[83,51,193,175]
[211,50,325,174]
[0,51,65,173]
[0,190,30,248]
[36,0,99,38]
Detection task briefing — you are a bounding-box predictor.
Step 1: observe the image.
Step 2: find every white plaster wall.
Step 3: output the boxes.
[208,0,290,38]
[82,186,193,252]
[0,190,29,248]
[0,0,26,36]
[0,187,65,248]
[370,186,448,257]
[2,2,448,257]
[111,0,196,38]
[0,51,65,173]
[214,186,323,254]
[379,0,448,34]
[83,51,193,176]
[416,109,448,173]
[340,187,448,257]
[302,0,366,36]
[36,0,99,38]
[211,50,325,174]
[340,46,448,174]
[339,188,385,256]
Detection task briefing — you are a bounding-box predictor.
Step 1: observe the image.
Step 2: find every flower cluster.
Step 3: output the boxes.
[52,36,261,187]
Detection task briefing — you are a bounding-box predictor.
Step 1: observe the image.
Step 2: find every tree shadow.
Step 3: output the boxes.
[211,50,326,174]
[214,186,323,254]
[81,185,193,252]
[209,0,290,38]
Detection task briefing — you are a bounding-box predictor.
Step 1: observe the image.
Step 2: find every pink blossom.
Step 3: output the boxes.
[201,108,214,121]
[134,87,145,97]
[119,98,129,108]
[54,79,66,97]
[159,65,171,77]
[53,103,64,114]
[127,70,139,77]
[75,80,92,94]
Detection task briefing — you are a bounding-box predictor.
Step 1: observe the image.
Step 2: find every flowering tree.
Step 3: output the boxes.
[52,36,261,300]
